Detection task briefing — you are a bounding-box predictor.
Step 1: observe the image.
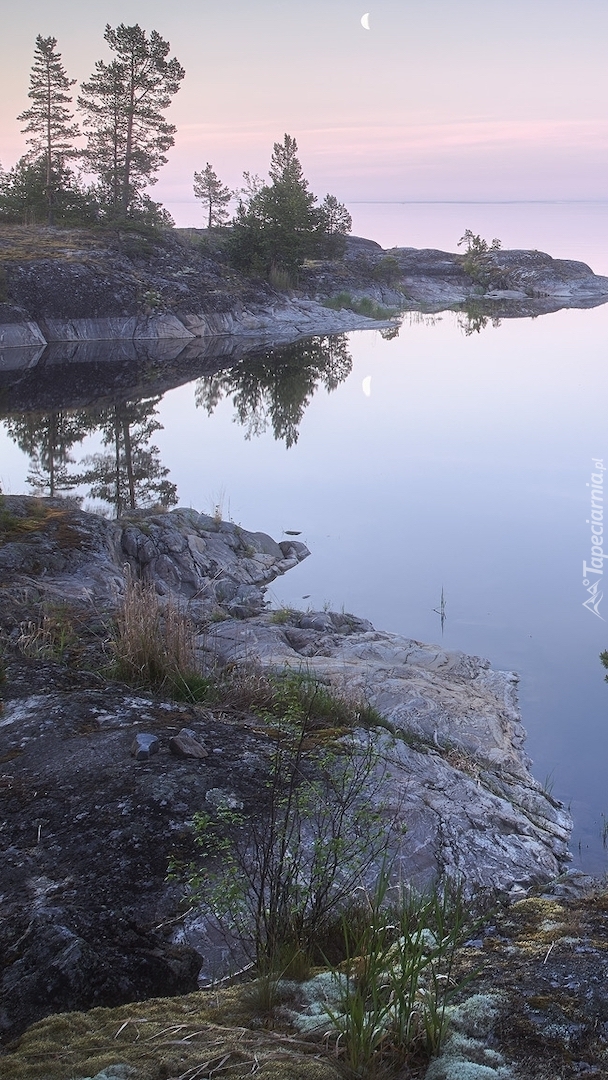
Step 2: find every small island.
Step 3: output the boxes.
[1,226,608,354]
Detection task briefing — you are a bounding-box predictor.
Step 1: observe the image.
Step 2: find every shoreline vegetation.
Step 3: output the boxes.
[1,493,603,1080]
[3,24,608,1080]
[1,223,608,354]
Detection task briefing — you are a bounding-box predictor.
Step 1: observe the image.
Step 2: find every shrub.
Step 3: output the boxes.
[457,229,502,288]
[180,673,395,978]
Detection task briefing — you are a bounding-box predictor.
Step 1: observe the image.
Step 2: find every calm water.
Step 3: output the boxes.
[2,201,608,871]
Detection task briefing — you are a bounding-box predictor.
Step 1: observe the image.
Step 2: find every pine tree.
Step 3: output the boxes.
[317,194,352,256]
[3,410,94,495]
[17,35,80,226]
[230,134,318,278]
[193,164,232,229]
[78,24,184,220]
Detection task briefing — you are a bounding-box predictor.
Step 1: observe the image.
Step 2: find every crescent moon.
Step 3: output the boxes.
[361,12,371,30]
[362,376,372,397]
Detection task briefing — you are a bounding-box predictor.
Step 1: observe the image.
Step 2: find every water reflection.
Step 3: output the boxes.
[1,334,353,511]
[195,335,352,448]
[3,409,95,497]
[75,400,178,516]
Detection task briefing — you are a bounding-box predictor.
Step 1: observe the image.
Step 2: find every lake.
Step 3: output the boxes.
[2,200,608,872]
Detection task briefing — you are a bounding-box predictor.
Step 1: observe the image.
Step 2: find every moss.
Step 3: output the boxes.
[1,988,340,1080]
[0,497,85,548]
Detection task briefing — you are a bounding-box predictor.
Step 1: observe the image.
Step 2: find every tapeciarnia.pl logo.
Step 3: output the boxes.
[582,458,606,619]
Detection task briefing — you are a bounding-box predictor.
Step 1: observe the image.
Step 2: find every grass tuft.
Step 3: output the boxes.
[322,292,397,320]
[109,571,210,703]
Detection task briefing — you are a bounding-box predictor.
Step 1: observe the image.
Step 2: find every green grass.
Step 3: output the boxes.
[269,605,301,625]
[322,292,397,320]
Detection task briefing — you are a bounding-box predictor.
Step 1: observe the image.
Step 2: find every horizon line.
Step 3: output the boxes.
[347,199,608,206]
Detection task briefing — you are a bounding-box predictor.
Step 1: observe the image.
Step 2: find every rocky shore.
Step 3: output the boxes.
[0,495,577,1051]
[2,226,608,1078]
[1,227,607,353]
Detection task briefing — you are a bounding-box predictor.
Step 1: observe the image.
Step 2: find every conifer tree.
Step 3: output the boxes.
[17,35,80,225]
[193,164,232,229]
[78,24,184,220]
[230,134,318,277]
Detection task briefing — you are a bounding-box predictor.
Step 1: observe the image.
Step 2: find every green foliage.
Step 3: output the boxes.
[0,156,97,226]
[317,193,352,257]
[181,672,392,977]
[229,134,352,278]
[371,255,401,284]
[17,35,80,225]
[269,605,300,625]
[193,163,233,229]
[78,23,184,220]
[326,869,471,1075]
[457,229,502,287]
[323,292,397,320]
[600,650,608,681]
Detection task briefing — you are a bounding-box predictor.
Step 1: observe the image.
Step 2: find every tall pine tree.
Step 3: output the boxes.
[78,24,184,221]
[17,35,80,226]
[193,164,232,229]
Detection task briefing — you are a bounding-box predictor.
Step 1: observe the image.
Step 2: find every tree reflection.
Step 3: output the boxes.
[3,410,95,496]
[195,335,352,448]
[2,396,177,516]
[75,398,177,516]
[458,306,502,336]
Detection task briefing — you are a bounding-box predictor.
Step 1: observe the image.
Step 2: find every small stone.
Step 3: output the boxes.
[169,728,208,759]
[130,733,159,760]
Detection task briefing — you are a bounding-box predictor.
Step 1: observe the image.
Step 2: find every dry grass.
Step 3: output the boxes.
[16,607,77,660]
[0,497,85,547]
[0,989,340,1080]
[0,224,110,262]
[110,572,205,700]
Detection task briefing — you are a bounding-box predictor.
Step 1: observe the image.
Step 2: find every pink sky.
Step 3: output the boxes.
[1,0,607,225]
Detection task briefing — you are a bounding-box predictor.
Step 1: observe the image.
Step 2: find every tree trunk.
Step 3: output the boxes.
[114,409,122,516]
[46,62,54,226]
[122,417,136,509]
[121,61,136,218]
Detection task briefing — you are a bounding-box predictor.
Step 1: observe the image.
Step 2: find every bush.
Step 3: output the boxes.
[457,229,502,287]
[180,673,394,977]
